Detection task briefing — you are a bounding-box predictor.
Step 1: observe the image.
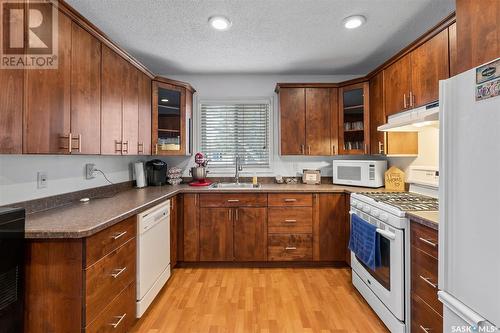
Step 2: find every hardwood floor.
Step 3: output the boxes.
[132,267,389,333]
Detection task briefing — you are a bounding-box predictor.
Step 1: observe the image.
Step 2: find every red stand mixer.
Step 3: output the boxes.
[189,152,212,186]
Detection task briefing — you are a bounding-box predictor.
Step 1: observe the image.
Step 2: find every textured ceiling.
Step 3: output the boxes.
[66,0,455,75]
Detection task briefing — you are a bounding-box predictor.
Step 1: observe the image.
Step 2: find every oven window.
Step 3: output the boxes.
[357,235,391,290]
[338,166,361,181]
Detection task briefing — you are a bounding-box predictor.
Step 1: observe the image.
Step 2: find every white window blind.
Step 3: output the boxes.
[200,102,270,168]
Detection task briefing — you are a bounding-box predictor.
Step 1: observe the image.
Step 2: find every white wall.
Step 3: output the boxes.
[163,74,363,178]
[0,155,147,206]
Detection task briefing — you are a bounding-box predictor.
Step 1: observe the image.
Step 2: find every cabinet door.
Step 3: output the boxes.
[234,208,267,261]
[199,208,233,261]
[316,194,347,261]
[101,46,124,155]
[449,23,458,77]
[183,194,199,262]
[369,71,385,154]
[330,88,339,155]
[384,54,411,117]
[24,8,71,153]
[305,88,331,155]
[138,73,152,155]
[0,68,23,153]
[410,29,449,107]
[70,22,101,154]
[279,88,305,155]
[170,196,178,268]
[122,65,139,155]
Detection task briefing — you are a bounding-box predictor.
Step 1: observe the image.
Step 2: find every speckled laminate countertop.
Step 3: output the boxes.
[406,211,439,230]
[25,183,389,239]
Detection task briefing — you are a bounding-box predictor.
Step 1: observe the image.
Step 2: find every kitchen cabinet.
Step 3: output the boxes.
[315,193,347,261]
[234,207,268,261]
[25,217,137,333]
[449,23,458,77]
[70,22,101,155]
[122,65,139,155]
[338,82,370,155]
[384,30,449,116]
[138,73,152,155]
[455,0,499,75]
[170,195,179,268]
[152,77,194,156]
[279,87,335,156]
[24,8,71,154]
[0,68,23,153]
[183,194,200,261]
[200,208,234,261]
[369,71,418,156]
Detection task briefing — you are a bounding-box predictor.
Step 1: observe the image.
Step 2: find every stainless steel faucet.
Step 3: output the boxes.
[235,156,243,183]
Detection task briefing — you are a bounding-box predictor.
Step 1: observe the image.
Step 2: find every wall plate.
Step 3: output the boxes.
[86,164,96,179]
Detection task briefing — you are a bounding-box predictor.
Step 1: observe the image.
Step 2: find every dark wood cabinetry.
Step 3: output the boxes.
[138,73,152,155]
[0,68,23,153]
[315,193,347,261]
[122,66,139,155]
[384,30,449,117]
[200,208,234,261]
[183,194,200,261]
[24,8,72,154]
[234,207,268,261]
[338,82,370,155]
[278,87,335,156]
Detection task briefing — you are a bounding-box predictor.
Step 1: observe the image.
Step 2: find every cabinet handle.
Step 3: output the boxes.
[301,144,305,155]
[364,144,368,154]
[410,91,414,107]
[285,246,297,251]
[418,237,437,247]
[115,140,122,153]
[59,133,73,153]
[76,134,82,153]
[284,219,296,223]
[228,210,232,220]
[378,141,384,154]
[235,209,238,221]
[419,325,431,333]
[109,313,127,328]
[112,231,127,240]
[111,267,127,279]
[154,143,158,155]
[332,144,336,155]
[138,142,144,154]
[227,199,240,203]
[308,145,311,155]
[419,275,437,289]
[284,198,297,202]
[403,93,407,109]
[122,140,129,154]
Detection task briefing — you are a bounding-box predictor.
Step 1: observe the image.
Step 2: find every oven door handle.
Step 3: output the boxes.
[376,228,396,240]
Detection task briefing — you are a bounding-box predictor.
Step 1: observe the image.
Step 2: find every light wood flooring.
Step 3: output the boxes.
[131,267,389,333]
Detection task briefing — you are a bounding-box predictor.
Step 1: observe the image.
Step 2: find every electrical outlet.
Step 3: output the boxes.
[37,172,47,189]
[86,163,96,179]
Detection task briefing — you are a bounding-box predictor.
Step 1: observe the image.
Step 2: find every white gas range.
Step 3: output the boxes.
[349,166,439,333]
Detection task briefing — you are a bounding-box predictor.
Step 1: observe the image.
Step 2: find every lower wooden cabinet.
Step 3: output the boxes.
[25,216,137,333]
[268,234,313,261]
[411,294,443,333]
[200,208,234,261]
[234,207,268,261]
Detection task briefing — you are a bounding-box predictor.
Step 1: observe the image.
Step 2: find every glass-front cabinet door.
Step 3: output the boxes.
[338,82,370,155]
[152,79,193,156]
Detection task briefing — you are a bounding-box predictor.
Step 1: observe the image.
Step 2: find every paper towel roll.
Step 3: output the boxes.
[134,162,147,188]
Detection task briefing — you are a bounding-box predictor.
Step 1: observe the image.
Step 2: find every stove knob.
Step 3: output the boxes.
[351,200,357,207]
[356,203,363,209]
[380,213,388,222]
[363,206,371,213]
[372,209,380,217]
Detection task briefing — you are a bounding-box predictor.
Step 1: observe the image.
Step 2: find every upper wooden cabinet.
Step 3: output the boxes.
[455,0,500,75]
[152,77,194,156]
[384,29,449,116]
[138,73,152,155]
[338,82,370,155]
[0,68,23,154]
[122,65,139,155]
[24,8,71,154]
[278,86,336,156]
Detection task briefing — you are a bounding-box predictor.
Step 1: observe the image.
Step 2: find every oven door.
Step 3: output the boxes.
[350,211,405,321]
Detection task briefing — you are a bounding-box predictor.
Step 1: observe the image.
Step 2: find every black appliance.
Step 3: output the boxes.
[0,207,25,333]
[145,159,168,186]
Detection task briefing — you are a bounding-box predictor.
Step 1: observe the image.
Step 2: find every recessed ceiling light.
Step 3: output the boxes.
[161,98,169,102]
[208,16,232,31]
[343,15,366,29]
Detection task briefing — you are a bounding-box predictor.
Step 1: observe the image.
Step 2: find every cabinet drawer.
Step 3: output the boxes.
[411,245,441,315]
[199,193,267,207]
[268,207,312,233]
[268,234,312,261]
[85,282,136,333]
[85,238,136,325]
[85,216,137,267]
[268,193,312,207]
[411,221,438,258]
[411,294,443,333]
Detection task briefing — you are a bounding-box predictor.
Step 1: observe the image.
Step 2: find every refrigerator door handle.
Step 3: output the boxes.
[438,291,487,327]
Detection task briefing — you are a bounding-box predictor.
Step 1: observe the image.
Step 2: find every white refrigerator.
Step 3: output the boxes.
[439,58,500,332]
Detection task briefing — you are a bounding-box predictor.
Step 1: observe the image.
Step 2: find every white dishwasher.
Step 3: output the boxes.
[136,200,171,317]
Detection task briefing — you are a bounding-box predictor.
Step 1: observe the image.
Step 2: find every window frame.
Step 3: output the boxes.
[195,96,275,176]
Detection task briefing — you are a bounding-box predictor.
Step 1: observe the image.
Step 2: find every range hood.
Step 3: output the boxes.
[378,102,439,132]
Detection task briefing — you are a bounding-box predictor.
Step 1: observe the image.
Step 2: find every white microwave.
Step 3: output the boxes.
[332,160,387,188]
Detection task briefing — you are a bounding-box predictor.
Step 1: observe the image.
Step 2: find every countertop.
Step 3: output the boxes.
[406,211,439,230]
[25,183,388,239]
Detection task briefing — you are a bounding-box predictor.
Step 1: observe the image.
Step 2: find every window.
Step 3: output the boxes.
[200,100,271,169]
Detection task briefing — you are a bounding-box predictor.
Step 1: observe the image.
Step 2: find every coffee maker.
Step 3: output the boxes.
[145,159,168,186]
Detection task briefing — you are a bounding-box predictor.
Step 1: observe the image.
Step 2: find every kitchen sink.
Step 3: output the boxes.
[209,182,260,189]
